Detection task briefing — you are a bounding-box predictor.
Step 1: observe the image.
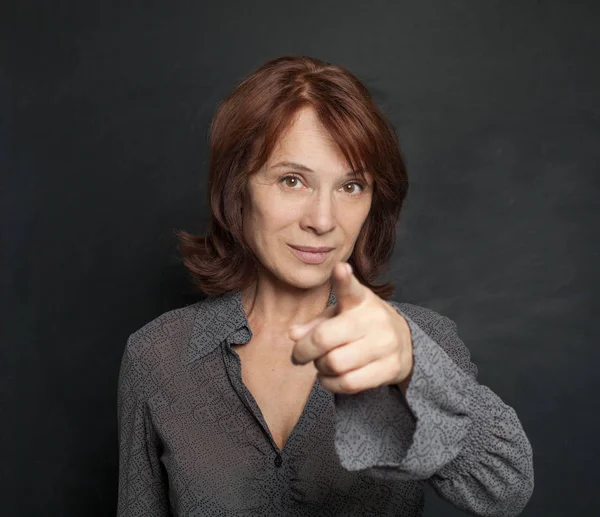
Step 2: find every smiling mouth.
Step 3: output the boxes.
[289,245,335,253]
[288,245,334,264]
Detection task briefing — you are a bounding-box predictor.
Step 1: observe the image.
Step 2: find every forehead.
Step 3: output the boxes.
[268,107,349,167]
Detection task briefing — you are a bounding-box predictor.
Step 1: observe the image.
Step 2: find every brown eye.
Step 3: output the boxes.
[281,175,302,188]
[343,182,364,194]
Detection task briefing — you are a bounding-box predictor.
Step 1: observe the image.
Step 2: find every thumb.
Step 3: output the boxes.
[333,262,366,312]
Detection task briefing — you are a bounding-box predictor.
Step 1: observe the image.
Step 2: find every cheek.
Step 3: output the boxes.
[343,202,371,233]
[258,198,303,230]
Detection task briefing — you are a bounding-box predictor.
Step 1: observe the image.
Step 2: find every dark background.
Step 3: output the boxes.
[2,1,599,515]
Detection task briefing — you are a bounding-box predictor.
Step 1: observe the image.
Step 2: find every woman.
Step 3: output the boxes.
[117,55,534,516]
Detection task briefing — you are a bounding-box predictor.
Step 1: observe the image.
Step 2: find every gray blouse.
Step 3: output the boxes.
[117,287,534,516]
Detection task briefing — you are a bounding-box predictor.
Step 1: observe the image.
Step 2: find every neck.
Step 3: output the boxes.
[241,270,332,336]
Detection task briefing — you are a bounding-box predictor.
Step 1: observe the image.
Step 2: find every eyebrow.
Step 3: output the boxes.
[270,161,367,178]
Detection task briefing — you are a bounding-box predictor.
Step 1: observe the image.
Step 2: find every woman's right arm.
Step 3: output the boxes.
[117,334,172,517]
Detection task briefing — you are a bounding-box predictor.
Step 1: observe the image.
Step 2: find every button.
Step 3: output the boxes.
[274,454,283,468]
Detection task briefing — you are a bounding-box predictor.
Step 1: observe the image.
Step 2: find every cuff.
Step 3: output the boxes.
[333,311,473,479]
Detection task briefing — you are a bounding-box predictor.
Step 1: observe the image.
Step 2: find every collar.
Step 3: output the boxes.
[187,286,338,363]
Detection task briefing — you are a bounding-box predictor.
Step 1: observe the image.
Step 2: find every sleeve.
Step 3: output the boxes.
[333,303,534,517]
[117,334,172,517]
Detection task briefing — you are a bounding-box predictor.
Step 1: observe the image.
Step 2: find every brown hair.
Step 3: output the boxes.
[175,55,409,299]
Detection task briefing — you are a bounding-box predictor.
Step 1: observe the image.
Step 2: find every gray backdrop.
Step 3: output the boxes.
[2,0,599,515]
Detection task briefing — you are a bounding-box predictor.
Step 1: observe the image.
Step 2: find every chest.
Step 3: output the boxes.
[233,339,318,450]
[153,347,423,516]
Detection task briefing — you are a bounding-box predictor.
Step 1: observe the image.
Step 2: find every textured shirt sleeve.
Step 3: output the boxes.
[333,302,534,517]
[117,334,172,517]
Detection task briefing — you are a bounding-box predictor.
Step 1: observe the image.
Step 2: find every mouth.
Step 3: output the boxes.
[289,245,335,253]
[288,245,334,264]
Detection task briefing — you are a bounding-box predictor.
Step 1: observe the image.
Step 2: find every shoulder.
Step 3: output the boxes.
[387,300,458,336]
[386,300,478,378]
[122,301,203,371]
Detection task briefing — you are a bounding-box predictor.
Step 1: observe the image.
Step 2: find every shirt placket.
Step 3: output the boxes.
[221,335,285,466]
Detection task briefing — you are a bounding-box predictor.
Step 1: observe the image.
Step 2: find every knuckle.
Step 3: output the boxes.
[312,326,328,347]
[392,357,403,378]
[325,352,343,374]
[386,331,398,349]
[340,375,359,393]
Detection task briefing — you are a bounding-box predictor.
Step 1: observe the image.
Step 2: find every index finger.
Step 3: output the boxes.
[291,306,362,365]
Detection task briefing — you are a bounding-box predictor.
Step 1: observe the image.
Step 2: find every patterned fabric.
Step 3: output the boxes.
[117,287,534,516]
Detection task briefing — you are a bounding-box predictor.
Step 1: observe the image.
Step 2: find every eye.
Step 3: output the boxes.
[341,182,366,195]
[280,175,304,189]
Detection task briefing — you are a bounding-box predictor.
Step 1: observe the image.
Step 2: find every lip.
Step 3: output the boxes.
[288,245,334,264]
[289,245,334,253]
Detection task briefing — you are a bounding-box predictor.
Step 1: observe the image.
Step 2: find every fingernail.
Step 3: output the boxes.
[346,263,353,275]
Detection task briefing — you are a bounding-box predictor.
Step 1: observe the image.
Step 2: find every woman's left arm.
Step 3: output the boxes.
[334,302,534,517]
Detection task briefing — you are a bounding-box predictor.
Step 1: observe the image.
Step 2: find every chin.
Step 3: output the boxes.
[278,265,332,291]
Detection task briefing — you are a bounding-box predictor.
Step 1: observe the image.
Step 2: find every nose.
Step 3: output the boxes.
[300,190,336,235]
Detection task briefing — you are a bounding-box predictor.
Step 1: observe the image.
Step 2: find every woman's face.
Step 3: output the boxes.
[242,106,373,290]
